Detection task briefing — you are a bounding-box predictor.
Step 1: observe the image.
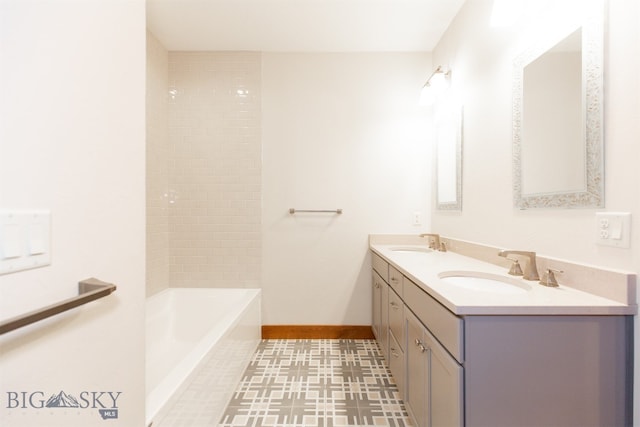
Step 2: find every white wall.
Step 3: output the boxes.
[261,53,432,325]
[431,0,640,422]
[147,30,170,297]
[0,1,146,426]
[145,49,431,323]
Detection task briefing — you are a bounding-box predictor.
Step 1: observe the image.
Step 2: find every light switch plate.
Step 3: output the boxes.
[2,223,22,258]
[0,209,51,275]
[595,212,631,248]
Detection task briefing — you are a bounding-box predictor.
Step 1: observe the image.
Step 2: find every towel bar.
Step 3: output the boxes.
[289,208,343,214]
[0,278,116,335]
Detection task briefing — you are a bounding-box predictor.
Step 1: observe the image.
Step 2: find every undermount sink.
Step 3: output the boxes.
[389,246,432,253]
[438,271,531,294]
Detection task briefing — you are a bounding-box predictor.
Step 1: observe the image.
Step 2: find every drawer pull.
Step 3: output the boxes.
[391,347,400,358]
[415,339,426,353]
[390,302,400,310]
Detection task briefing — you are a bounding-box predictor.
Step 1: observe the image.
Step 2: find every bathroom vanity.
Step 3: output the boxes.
[370,235,636,427]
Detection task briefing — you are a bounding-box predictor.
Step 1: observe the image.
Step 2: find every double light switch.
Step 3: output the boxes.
[0,209,51,275]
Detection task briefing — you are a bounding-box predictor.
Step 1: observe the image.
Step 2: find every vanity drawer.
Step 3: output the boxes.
[372,252,389,283]
[388,329,405,399]
[389,265,403,296]
[388,288,405,351]
[404,277,464,363]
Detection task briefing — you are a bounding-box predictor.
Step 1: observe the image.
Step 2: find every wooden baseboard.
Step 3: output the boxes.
[262,325,375,340]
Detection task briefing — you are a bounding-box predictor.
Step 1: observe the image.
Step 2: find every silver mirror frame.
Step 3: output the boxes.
[435,106,463,211]
[512,3,605,209]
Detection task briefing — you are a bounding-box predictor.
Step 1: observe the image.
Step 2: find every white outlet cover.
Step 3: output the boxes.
[595,212,631,248]
[412,211,422,226]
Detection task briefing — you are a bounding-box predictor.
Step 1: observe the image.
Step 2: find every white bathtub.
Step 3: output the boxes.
[145,288,261,427]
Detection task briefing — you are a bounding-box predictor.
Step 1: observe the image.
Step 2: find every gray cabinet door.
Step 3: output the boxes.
[372,272,382,340]
[424,328,463,427]
[373,271,390,360]
[380,281,389,360]
[406,310,428,427]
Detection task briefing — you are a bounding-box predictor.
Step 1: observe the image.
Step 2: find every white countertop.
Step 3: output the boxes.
[371,243,636,316]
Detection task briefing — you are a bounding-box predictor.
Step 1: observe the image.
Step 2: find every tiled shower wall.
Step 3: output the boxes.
[146,31,170,296]
[167,52,262,289]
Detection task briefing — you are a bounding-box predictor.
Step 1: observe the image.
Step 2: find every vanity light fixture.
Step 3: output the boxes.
[419,66,451,106]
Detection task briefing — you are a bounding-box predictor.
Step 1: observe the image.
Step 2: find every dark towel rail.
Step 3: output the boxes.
[0,278,116,335]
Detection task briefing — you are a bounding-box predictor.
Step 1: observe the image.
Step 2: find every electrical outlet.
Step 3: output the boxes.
[413,211,422,226]
[595,212,631,248]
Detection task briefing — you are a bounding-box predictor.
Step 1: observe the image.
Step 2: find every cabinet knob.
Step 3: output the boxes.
[415,338,426,353]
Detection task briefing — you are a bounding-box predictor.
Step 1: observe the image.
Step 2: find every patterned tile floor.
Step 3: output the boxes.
[218,339,413,427]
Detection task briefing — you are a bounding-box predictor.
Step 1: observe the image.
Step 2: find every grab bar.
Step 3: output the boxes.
[289,208,343,214]
[0,278,117,335]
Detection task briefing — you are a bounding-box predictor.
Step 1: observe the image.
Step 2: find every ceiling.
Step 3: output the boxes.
[146,0,466,52]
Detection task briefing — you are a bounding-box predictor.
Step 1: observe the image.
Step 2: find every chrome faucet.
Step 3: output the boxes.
[420,233,446,252]
[498,250,540,281]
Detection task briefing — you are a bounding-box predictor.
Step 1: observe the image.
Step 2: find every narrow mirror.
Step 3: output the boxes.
[436,106,463,211]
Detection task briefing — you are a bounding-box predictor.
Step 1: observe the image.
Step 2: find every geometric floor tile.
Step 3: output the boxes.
[217,339,414,427]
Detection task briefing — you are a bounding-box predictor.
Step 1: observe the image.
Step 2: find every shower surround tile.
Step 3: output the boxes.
[219,339,413,427]
[167,52,262,289]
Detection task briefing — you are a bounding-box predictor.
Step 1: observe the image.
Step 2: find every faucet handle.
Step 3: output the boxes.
[506,257,523,276]
[540,268,563,287]
[419,233,441,250]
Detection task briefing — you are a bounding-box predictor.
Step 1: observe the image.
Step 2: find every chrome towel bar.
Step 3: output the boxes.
[289,208,343,214]
[0,278,117,335]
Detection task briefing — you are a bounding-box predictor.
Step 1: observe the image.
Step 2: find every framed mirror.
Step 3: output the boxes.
[512,2,604,209]
[435,106,463,211]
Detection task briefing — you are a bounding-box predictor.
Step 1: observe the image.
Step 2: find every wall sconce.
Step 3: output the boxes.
[419,66,451,106]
